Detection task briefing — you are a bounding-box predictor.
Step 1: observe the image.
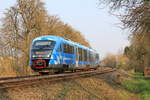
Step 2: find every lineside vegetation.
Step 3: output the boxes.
[122,72,150,100]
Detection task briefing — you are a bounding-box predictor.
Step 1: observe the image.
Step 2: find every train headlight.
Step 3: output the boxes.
[32,55,36,58]
[46,51,52,58]
[46,54,50,58]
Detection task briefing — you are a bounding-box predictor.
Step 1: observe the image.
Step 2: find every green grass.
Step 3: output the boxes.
[122,72,150,100]
[117,91,130,100]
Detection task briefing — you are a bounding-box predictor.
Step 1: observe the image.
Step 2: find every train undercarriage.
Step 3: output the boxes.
[31,59,99,75]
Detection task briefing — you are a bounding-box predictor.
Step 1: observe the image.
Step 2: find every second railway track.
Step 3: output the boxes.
[0,68,116,89]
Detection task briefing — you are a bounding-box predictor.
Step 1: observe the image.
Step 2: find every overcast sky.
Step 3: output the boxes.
[0,0,129,58]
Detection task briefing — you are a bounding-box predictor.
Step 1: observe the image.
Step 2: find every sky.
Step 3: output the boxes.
[0,0,129,58]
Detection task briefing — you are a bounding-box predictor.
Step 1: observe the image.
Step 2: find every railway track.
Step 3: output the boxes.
[0,68,116,89]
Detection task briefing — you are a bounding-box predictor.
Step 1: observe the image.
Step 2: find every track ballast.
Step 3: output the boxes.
[0,67,116,89]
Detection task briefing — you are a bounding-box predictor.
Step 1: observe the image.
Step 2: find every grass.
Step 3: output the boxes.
[0,76,139,100]
[0,64,140,100]
[0,58,35,77]
[117,91,130,100]
[122,72,150,100]
[0,59,17,77]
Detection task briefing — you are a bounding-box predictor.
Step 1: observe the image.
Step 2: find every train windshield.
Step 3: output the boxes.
[32,40,55,49]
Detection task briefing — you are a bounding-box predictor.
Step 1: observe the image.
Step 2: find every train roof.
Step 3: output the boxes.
[33,35,97,53]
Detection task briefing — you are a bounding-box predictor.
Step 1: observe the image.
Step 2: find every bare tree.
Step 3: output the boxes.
[0,0,90,76]
[0,0,49,75]
[99,0,150,72]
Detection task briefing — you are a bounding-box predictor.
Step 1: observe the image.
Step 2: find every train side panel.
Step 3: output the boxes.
[30,35,100,73]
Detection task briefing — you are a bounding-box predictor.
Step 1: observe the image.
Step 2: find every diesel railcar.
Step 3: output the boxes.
[29,36,100,74]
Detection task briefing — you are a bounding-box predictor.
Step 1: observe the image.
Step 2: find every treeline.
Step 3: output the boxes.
[101,53,130,70]
[99,0,150,72]
[0,0,90,76]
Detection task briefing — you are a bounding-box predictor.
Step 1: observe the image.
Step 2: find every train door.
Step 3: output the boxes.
[59,43,63,64]
[75,47,79,67]
[56,43,63,64]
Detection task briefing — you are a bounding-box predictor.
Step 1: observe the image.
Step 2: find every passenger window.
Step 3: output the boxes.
[63,43,74,54]
[64,44,68,53]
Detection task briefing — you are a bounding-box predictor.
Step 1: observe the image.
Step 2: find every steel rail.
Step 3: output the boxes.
[0,68,116,89]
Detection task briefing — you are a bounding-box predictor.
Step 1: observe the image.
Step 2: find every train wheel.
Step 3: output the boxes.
[54,69,64,74]
[72,69,76,72]
[39,72,49,75]
[59,69,64,73]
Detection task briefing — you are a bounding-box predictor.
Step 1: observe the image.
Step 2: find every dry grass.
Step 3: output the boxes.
[0,74,140,100]
[0,58,35,77]
[0,59,140,100]
[1,82,62,100]
[0,58,17,77]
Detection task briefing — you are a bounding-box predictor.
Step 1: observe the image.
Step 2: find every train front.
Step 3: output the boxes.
[30,38,56,73]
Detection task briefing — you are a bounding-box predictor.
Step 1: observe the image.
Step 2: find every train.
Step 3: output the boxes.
[29,35,100,74]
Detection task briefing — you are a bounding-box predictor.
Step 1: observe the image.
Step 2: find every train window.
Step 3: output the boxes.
[93,53,96,62]
[82,49,84,61]
[63,44,68,53]
[81,49,85,61]
[82,49,85,61]
[68,45,74,54]
[67,44,70,53]
[68,45,70,53]
[72,46,74,54]
[92,53,95,63]
[86,51,88,62]
[84,50,87,62]
[33,40,55,49]
[96,54,99,60]
[78,48,88,62]
[63,43,74,54]
[90,52,92,62]
[89,51,91,62]
[78,48,81,61]
[89,52,93,63]
[92,53,94,62]
[79,48,82,61]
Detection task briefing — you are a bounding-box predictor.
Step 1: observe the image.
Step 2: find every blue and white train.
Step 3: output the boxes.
[29,35,100,74]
